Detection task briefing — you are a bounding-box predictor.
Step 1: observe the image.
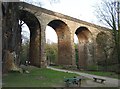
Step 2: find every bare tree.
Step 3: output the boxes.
[95,0,120,66]
[49,0,60,5]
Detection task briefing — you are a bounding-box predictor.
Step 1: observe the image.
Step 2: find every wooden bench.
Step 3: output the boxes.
[93,77,106,83]
[64,77,81,87]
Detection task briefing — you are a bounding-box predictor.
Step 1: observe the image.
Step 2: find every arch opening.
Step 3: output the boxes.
[47,20,75,65]
[45,26,58,66]
[19,10,41,67]
[20,21,30,65]
[75,26,94,69]
[74,34,79,66]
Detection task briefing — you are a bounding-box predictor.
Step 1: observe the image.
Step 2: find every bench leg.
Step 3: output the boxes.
[78,80,81,87]
[65,82,69,87]
[101,80,104,83]
[94,79,97,82]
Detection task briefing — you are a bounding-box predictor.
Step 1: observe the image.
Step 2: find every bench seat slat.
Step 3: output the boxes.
[93,77,106,83]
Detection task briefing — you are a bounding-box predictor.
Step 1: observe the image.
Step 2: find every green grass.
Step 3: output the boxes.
[80,71,120,79]
[3,66,79,87]
[51,65,120,79]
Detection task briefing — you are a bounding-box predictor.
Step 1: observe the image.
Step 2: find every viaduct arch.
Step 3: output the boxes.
[48,20,73,65]
[75,27,94,68]
[19,10,41,67]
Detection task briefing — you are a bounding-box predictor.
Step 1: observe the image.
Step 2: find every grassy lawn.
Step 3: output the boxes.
[80,71,119,79]
[3,66,79,87]
[51,65,120,79]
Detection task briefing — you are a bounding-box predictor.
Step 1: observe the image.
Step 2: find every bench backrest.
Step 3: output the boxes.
[93,77,105,80]
[64,78,81,82]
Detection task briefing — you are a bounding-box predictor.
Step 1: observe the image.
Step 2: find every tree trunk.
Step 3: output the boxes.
[2,2,21,73]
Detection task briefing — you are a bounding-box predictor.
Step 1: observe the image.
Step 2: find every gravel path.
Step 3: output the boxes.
[47,66,120,87]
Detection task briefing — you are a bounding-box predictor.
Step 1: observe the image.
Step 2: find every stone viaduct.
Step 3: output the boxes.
[18,2,113,68]
[2,2,113,71]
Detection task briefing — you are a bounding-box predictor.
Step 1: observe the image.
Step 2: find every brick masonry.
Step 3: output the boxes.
[2,2,114,71]
[19,2,114,68]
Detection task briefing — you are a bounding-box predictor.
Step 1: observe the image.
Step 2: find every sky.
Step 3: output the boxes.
[21,0,106,43]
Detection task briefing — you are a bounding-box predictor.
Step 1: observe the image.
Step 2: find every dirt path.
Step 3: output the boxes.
[47,66,120,87]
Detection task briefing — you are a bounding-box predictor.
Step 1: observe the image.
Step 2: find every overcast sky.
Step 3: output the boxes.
[21,0,108,43]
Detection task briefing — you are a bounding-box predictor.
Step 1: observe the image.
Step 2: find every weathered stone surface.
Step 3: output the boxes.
[3,50,20,72]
